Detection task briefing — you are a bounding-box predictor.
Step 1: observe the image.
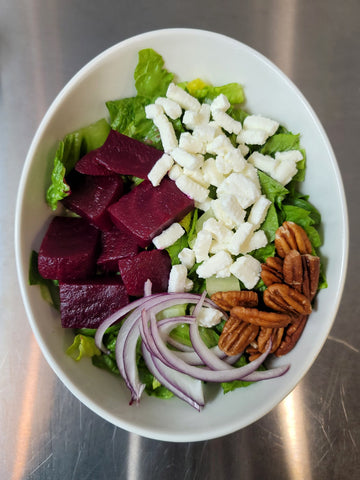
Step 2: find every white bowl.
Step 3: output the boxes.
[15,28,348,442]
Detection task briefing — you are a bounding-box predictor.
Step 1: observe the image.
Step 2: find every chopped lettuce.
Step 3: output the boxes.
[221,356,266,393]
[260,132,300,155]
[184,78,245,105]
[134,48,174,99]
[66,334,101,361]
[46,118,110,210]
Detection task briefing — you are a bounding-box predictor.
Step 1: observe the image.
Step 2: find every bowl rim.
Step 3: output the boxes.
[14,27,349,442]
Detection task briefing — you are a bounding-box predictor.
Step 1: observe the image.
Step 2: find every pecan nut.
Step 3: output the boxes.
[275,315,308,356]
[257,327,285,353]
[230,306,292,328]
[283,250,303,292]
[263,283,312,316]
[275,221,312,258]
[301,254,320,300]
[211,290,258,311]
[261,256,284,286]
[218,316,259,355]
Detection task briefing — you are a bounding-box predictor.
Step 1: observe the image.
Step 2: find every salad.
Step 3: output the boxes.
[30,48,327,410]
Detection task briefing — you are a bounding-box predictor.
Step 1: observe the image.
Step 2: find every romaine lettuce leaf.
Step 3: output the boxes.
[258,170,289,207]
[66,334,101,361]
[46,118,110,210]
[185,79,245,105]
[282,204,322,249]
[221,356,266,393]
[260,132,300,155]
[134,48,174,99]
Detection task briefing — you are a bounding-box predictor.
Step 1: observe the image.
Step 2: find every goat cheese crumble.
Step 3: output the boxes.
[145,87,303,291]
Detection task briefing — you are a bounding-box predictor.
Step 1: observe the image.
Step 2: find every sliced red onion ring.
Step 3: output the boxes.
[147,306,272,382]
[240,363,290,381]
[141,343,204,411]
[189,321,236,370]
[96,289,290,409]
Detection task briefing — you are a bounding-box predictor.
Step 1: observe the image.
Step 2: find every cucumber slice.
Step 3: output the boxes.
[206,275,241,296]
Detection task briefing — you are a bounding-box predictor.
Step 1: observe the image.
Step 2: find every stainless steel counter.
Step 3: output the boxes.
[1,0,359,478]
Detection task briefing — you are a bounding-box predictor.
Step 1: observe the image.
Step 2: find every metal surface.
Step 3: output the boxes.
[1,0,359,478]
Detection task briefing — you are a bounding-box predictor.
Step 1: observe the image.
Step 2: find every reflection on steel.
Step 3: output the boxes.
[11,337,41,480]
[279,388,312,480]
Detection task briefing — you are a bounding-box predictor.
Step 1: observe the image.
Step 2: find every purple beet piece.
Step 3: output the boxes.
[108,178,194,247]
[38,216,100,281]
[118,250,171,297]
[59,276,129,328]
[97,227,139,273]
[62,175,124,231]
[76,129,163,179]
[75,147,114,175]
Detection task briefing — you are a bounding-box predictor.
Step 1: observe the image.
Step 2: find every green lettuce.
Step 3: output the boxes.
[184,79,245,105]
[46,118,110,210]
[134,48,174,99]
[66,334,101,361]
[221,356,266,393]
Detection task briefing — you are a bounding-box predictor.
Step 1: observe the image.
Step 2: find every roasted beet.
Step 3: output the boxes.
[38,216,99,281]
[76,129,163,179]
[118,250,171,297]
[59,276,129,328]
[97,227,139,273]
[62,175,123,231]
[108,178,194,247]
[75,147,113,175]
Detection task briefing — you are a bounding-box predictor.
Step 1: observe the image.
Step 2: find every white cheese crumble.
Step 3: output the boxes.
[168,264,188,293]
[196,307,223,327]
[217,172,261,209]
[229,255,262,289]
[147,153,174,187]
[193,229,212,262]
[152,223,185,250]
[155,97,182,119]
[171,147,204,170]
[178,248,196,269]
[247,195,272,229]
[197,251,233,279]
[166,82,201,112]
[143,87,303,289]
[175,174,209,203]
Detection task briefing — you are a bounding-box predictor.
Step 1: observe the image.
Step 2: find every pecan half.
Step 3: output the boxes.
[261,256,284,286]
[211,291,258,311]
[257,327,285,353]
[283,250,303,292]
[275,315,308,356]
[275,221,312,258]
[230,306,292,328]
[218,316,259,355]
[263,283,312,316]
[301,254,320,300]
[246,346,262,362]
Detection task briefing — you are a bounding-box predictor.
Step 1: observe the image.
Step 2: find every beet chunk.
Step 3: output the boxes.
[76,129,163,178]
[97,227,139,273]
[38,217,99,281]
[108,178,194,247]
[62,175,123,231]
[118,250,171,297]
[75,147,113,176]
[59,277,129,328]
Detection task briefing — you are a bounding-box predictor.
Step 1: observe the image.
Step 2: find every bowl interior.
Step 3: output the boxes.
[15,28,348,442]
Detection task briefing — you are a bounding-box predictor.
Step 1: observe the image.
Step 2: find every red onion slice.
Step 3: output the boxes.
[141,343,205,411]
[148,308,272,382]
